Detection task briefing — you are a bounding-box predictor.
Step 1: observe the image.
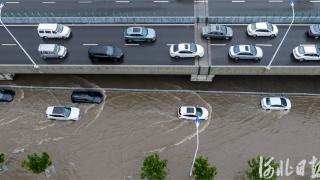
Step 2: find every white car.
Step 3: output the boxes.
[178,106,209,120]
[229,45,263,61]
[46,106,80,121]
[261,97,291,111]
[247,22,278,38]
[292,44,320,62]
[37,23,71,39]
[170,43,204,59]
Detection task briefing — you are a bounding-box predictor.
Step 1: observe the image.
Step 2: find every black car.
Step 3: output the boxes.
[71,90,104,104]
[307,24,320,39]
[88,45,124,62]
[0,89,15,102]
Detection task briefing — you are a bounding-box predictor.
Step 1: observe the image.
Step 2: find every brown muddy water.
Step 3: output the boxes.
[0,75,319,180]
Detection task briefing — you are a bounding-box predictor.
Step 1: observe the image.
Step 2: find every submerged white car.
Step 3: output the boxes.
[261,97,291,111]
[178,106,209,120]
[170,43,204,59]
[247,22,278,38]
[292,44,320,62]
[46,106,80,121]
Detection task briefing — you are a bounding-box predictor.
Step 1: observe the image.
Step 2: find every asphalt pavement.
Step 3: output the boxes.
[0,25,195,65]
[210,25,320,66]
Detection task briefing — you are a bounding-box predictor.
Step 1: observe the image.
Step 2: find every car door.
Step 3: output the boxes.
[179,51,188,58]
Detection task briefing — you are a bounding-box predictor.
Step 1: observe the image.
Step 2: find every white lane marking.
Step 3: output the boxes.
[78,1,92,3]
[310,0,320,2]
[269,0,283,2]
[210,44,226,46]
[255,44,273,47]
[5,1,20,4]
[153,0,169,2]
[124,44,140,46]
[2,43,17,46]
[41,1,56,3]
[232,0,245,2]
[194,0,208,3]
[82,43,98,46]
[167,44,174,46]
[115,0,130,2]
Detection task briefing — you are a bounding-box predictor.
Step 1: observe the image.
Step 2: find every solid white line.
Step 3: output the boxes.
[115,0,130,2]
[153,0,169,2]
[194,0,208,3]
[1,43,17,46]
[78,1,92,3]
[41,1,56,3]
[232,0,245,2]
[269,0,283,2]
[310,0,320,2]
[82,43,98,46]
[167,44,174,46]
[124,44,140,46]
[210,44,226,46]
[255,44,272,47]
[5,2,20,4]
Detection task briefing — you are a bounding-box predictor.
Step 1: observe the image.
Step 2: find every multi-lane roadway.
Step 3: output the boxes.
[2,0,320,17]
[0,25,319,67]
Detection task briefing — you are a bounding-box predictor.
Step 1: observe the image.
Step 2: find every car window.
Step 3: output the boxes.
[190,44,197,53]
[195,108,203,117]
[280,98,287,106]
[0,93,3,99]
[298,46,305,54]
[63,107,71,117]
[234,46,240,53]
[266,98,271,105]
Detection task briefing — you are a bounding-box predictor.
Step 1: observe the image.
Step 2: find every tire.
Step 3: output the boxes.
[266,109,270,111]
[253,35,257,38]
[62,36,67,39]
[174,56,180,59]
[270,34,275,39]
[147,39,152,43]
[206,37,210,40]
[234,57,239,61]
[284,109,289,111]
[195,55,200,59]
[43,36,48,39]
[256,57,261,61]
[299,59,304,62]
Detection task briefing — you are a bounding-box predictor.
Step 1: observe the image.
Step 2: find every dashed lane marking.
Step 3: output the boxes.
[231,0,245,2]
[153,0,169,2]
[82,43,98,46]
[78,1,92,3]
[124,44,140,46]
[5,1,20,3]
[41,1,56,3]
[210,44,226,46]
[269,0,283,2]
[115,0,130,2]
[255,44,273,47]
[1,44,17,46]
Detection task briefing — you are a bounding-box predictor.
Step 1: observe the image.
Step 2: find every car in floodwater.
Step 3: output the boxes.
[261,97,291,111]
[0,89,15,102]
[178,106,209,120]
[71,90,104,104]
[46,106,80,121]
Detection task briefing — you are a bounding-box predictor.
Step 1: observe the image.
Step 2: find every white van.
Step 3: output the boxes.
[37,23,71,39]
[38,44,67,59]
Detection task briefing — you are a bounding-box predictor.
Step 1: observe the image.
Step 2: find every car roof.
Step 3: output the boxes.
[269,97,282,105]
[89,45,113,54]
[301,45,318,54]
[181,106,196,115]
[38,23,58,30]
[52,106,68,115]
[209,25,223,32]
[255,22,269,30]
[38,44,57,52]
[177,43,192,51]
[127,27,144,34]
[238,45,252,53]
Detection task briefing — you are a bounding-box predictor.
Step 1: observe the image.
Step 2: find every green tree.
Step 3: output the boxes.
[141,153,167,180]
[193,156,217,180]
[0,152,4,165]
[21,152,52,174]
[316,163,320,180]
[245,155,279,180]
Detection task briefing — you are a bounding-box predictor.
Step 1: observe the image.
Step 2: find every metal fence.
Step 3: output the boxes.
[1,16,320,24]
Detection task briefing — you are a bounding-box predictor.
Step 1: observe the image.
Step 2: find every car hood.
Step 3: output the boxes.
[113,47,124,57]
[58,46,67,56]
[310,25,320,34]
[62,26,71,36]
[229,46,236,56]
[200,108,209,120]
[69,107,80,120]
[146,28,156,39]
[46,106,54,115]
[226,27,233,36]
[255,47,263,58]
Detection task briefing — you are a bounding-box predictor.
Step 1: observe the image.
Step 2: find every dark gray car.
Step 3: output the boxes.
[307,24,320,39]
[201,25,233,40]
[124,27,156,43]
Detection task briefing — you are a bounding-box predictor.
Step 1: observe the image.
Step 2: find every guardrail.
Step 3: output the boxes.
[1,16,320,24]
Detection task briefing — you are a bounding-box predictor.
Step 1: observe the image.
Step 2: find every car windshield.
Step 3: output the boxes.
[53,45,60,54]
[190,44,197,53]
[220,25,227,34]
[57,24,63,33]
[251,23,257,30]
[266,23,273,31]
[0,92,3,99]
[63,107,71,117]
[141,28,148,36]
[106,47,114,55]
[280,98,287,106]
[313,24,320,32]
[266,98,271,105]
[298,46,305,54]
[195,108,203,117]
[234,46,240,53]
[249,45,257,55]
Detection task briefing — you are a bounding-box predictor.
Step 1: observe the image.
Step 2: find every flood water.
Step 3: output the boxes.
[0,75,319,179]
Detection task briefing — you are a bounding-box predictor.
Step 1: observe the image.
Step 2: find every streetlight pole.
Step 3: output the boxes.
[265,1,295,70]
[189,116,200,177]
[0,3,39,69]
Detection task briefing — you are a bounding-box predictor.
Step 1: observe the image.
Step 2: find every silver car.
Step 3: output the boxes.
[229,45,263,61]
[201,25,233,40]
[38,44,67,60]
[124,27,156,43]
[292,44,320,62]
